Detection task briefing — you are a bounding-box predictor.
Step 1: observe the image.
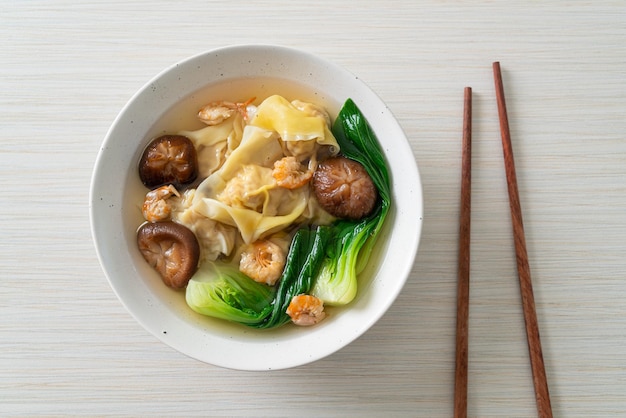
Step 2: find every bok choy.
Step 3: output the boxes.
[186,262,275,325]
[311,99,391,305]
[253,225,331,329]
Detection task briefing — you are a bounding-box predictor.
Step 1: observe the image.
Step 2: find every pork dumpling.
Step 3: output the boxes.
[250,95,340,157]
[192,125,310,244]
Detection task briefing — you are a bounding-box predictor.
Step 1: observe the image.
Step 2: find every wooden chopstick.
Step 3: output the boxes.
[492,62,553,418]
[454,86,472,418]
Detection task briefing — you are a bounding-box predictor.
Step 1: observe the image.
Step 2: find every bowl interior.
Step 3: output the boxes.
[90,45,423,370]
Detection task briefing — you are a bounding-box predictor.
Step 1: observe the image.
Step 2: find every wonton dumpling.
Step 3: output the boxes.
[179,116,237,148]
[192,125,310,244]
[218,164,275,212]
[193,193,308,244]
[179,114,245,178]
[171,189,238,261]
[250,95,340,151]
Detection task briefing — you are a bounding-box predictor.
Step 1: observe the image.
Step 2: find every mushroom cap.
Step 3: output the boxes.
[138,135,198,190]
[312,156,378,220]
[137,221,200,289]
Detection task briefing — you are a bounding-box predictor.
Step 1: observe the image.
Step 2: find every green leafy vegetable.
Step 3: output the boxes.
[254,225,331,329]
[186,262,275,325]
[311,99,392,306]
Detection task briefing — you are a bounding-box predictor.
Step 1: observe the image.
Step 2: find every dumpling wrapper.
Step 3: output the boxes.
[250,95,339,150]
[179,114,245,178]
[172,190,238,262]
[192,125,310,244]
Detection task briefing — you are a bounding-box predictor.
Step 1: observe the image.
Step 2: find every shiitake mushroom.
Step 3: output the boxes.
[138,135,198,189]
[312,156,378,220]
[137,221,200,289]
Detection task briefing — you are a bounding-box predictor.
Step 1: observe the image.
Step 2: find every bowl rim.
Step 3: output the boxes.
[89,44,423,370]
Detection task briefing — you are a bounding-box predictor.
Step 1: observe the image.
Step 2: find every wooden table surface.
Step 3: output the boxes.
[2,1,625,416]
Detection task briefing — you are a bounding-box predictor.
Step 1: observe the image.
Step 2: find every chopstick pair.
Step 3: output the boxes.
[453,63,552,418]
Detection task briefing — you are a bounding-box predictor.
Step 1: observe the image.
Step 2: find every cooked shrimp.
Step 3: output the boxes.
[272,156,314,189]
[197,97,256,125]
[286,294,326,326]
[239,239,286,285]
[142,185,180,222]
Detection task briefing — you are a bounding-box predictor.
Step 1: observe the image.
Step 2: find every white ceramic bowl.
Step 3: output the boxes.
[90,45,423,371]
